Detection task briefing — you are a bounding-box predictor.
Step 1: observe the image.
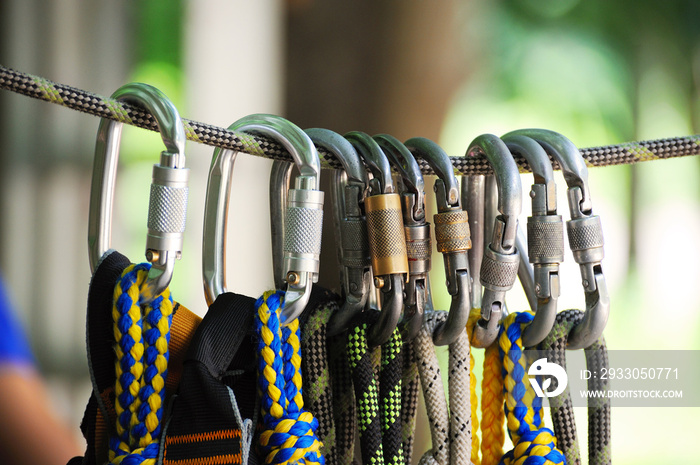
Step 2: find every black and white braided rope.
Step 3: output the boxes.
[1,65,698,174]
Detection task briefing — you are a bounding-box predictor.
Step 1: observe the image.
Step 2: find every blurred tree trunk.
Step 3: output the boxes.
[285,0,466,139]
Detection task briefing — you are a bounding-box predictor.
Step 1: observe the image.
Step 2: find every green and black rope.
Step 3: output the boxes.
[347,323,384,465]
[379,328,404,465]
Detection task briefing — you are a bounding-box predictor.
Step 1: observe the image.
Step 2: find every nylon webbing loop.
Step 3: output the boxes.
[2,65,699,173]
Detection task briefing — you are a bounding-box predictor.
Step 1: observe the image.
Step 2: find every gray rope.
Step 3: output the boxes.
[414,313,450,465]
[414,310,473,465]
[1,64,698,174]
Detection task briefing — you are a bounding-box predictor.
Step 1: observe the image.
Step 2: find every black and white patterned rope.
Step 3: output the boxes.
[1,64,698,174]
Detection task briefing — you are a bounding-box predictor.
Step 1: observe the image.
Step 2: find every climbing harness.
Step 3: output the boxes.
[540,310,612,465]
[88,82,189,302]
[255,290,325,464]
[345,131,407,348]
[506,129,610,350]
[466,134,522,348]
[405,137,472,346]
[374,133,429,340]
[501,134,563,347]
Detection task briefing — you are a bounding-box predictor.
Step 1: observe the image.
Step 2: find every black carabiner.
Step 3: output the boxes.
[305,128,372,337]
[374,133,428,341]
[345,131,406,348]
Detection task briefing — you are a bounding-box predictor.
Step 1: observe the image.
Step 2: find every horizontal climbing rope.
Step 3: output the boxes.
[1,64,699,175]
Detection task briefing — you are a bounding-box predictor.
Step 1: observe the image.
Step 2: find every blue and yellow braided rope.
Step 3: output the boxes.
[498,311,565,465]
[255,290,324,465]
[109,263,173,465]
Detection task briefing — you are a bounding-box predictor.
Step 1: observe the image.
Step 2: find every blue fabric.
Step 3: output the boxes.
[0,277,35,367]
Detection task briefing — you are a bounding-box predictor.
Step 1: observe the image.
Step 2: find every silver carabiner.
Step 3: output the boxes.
[466,134,522,348]
[305,128,372,336]
[461,175,485,310]
[405,137,472,346]
[501,134,563,347]
[345,131,406,348]
[374,133,428,341]
[204,114,323,323]
[88,82,188,301]
[506,129,609,350]
[202,123,240,306]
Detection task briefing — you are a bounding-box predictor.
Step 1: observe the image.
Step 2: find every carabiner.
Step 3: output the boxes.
[231,115,323,323]
[305,128,372,336]
[501,134,563,347]
[466,134,522,348]
[88,82,188,302]
[374,133,428,340]
[461,175,485,310]
[345,131,406,348]
[405,137,472,346]
[505,129,609,349]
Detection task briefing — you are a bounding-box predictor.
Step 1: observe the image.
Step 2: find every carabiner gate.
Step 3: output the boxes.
[501,134,563,347]
[405,137,472,346]
[237,114,324,324]
[466,134,522,348]
[88,82,188,302]
[345,131,407,348]
[374,133,428,340]
[506,128,609,350]
[305,128,372,336]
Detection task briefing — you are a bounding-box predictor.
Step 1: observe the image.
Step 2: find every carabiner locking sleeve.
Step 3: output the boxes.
[501,134,563,347]
[466,134,522,348]
[374,133,428,340]
[345,131,407,348]
[506,128,609,350]
[305,128,372,337]
[88,82,188,302]
[236,115,324,324]
[405,137,472,346]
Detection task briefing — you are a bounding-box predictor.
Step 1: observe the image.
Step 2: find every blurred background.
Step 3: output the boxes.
[0,0,699,463]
